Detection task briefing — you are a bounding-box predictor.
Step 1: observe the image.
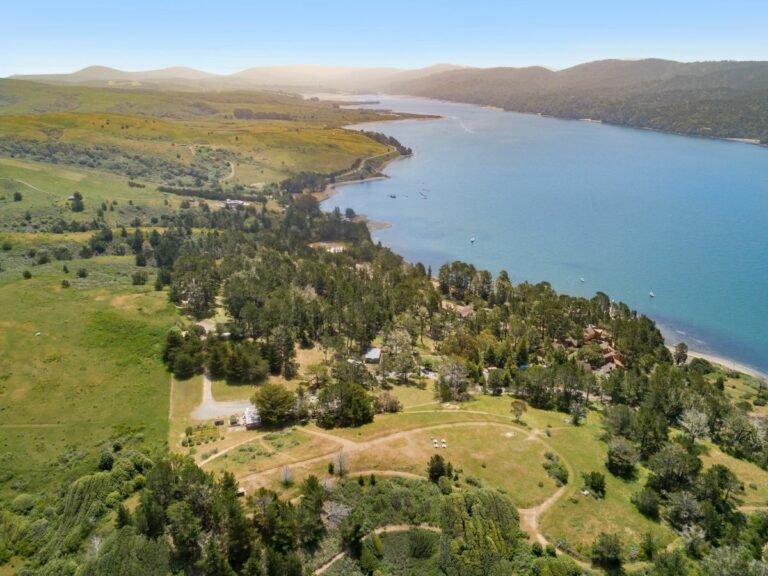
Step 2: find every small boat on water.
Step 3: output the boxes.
[389,194,396,199]
[580,277,585,283]
[649,291,655,298]
[470,237,476,244]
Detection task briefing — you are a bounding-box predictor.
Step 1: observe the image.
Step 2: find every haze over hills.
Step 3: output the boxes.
[7,58,768,141]
[9,63,467,91]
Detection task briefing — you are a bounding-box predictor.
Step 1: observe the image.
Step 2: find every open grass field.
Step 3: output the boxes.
[0,157,176,230]
[0,249,178,502]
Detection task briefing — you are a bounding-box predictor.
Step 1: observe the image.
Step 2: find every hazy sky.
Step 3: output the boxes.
[3,0,768,76]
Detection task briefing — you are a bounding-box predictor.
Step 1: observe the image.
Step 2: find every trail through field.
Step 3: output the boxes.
[237,420,539,488]
[0,177,45,192]
[190,372,252,420]
[198,433,264,466]
[219,409,586,570]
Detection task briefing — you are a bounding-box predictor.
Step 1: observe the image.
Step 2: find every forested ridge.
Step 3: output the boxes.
[387,58,768,143]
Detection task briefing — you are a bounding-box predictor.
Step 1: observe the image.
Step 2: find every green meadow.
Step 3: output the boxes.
[0,241,177,501]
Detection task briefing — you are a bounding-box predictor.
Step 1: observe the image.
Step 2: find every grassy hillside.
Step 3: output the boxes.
[0,78,400,122]
[0,236,176,501]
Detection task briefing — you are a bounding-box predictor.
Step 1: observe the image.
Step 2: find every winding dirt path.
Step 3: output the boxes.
[238,420,537,489]
[202,408,576,551]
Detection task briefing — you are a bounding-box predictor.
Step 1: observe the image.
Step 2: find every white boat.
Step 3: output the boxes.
[649,291,655,298]
[580,277,585,283]
[470,237,475,244]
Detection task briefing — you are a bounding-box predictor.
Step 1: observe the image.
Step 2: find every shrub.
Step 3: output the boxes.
[77,268,88,278]
[22,270,31,279]
[592,532,623,568]
[98,451,115,471]
[582,471,606,498]
[408,529,435,559]
[132,271,148,285]
[438,475,453,495]
[543,453,569,485]
[607,437,639,477]
[13,191,22,201]
[11,493,35,514]
[632,486,661,520]
[640,530,657,560]
[2,241,12,251]
[61,279,71,288]
[427,454,453,483]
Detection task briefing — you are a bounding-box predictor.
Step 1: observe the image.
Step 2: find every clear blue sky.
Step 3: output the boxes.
[3,0,768,76]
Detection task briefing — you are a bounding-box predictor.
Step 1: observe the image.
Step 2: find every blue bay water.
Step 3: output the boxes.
[320,95,768,373]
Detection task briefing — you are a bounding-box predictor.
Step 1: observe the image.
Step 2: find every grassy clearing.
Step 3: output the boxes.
[538,412,673,558]
[342,423,555,508]
[0,256,177,502]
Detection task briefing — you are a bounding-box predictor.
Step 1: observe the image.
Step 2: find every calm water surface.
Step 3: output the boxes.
[320,95,768,373]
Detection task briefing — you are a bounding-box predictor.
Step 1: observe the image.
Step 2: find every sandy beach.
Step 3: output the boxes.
[666,345,767,380]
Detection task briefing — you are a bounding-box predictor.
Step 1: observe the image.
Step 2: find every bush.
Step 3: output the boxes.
[427,454,453,483]
[11,493,35,514]
[607,437,639,477]
[98,451,115,471]
[688,357,714,374]
[61,279,71,288]
[632,486,661,520]
[543,453,569,486]
[1,241,11,251]
[131,271,148,285]
[408,529,435,559]
[22,270,31,279]
[13,191,22,201]
[582,471,606,498]
[77,268,88,278]
[592,532,623,568]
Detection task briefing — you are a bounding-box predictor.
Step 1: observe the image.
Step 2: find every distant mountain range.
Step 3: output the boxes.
[8,59,768,142]
[8,63,466,91]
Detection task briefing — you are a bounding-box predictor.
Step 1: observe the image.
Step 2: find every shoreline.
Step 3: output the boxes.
[320,95,767,380]
[666,345,767,381]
